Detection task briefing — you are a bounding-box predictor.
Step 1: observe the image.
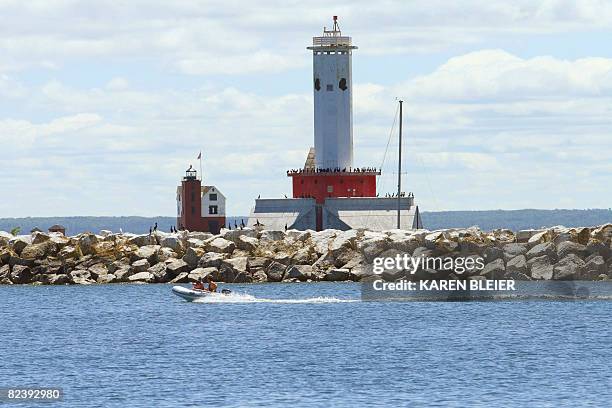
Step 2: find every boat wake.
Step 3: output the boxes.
[193,292,358,304]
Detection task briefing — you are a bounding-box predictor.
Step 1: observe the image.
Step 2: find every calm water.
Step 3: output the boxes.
[1,283,611,407]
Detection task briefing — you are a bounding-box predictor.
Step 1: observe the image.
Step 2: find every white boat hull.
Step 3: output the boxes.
[172,285,229,301]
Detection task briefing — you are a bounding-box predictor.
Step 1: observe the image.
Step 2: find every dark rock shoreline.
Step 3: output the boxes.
[0,224,610,285]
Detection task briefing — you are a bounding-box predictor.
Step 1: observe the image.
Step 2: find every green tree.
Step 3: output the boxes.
[10,227,21,236]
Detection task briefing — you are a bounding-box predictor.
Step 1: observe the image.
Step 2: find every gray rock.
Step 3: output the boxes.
[148,263,169,282]
[557,241,588,259]
[10,265,33,284]
[525,242,556,260]
[480,258,505,279]
[88,263,108,280]
[324,268,350,281]
[41,273,72,285]
[285,265,312,281]
[236,235,259,251]
[198,252,227,268]
[582,256,605,280]
[20,241,57,260]
[166,259,189,278]
[161,236,184,254]
[131,259,150,273]
[260,230,286,243]
[169,272,190,283]
[182,247,205,268]
[553,254,585,280]
[528,255,554,280]
[0,264,12,284]
[502,243,528,262]
[96,274,117,284]
[265,261,286,282]
[77,233,98,256]
[252,269,268,282]
[134,245,160,264]
[187,267,219,282]
[506,255,527,276]
[291,247,317,265]
[206,237,235,254]
[127,234,156,247]
[10,237,31,255]
[114,266,134,282]
[128,271,155,283]
[70,269,94,284]
[503,271,532,281]
[219,257,249,283]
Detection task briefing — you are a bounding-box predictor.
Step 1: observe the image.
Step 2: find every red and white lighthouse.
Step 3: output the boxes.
[248,17,423,231]
[176,166,226,234]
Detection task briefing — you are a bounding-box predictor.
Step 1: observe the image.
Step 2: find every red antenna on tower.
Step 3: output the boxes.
[332,16,340,32]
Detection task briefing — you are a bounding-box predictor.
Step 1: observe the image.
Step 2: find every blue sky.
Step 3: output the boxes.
[1,0,611,217]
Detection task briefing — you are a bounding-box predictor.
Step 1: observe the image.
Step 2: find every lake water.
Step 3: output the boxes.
[1,283,611,407]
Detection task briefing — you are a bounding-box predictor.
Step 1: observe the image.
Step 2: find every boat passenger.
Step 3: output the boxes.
[206,276,218,293]
[192,279,206,291]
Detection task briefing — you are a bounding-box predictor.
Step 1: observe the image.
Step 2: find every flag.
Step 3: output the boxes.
[197,151,201,160]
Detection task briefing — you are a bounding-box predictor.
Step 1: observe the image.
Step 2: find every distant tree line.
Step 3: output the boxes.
[0,209,610,235]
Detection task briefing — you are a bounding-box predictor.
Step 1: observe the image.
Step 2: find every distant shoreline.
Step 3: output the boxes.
[1,209,611,236]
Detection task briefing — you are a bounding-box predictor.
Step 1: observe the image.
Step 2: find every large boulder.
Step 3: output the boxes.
[40,273,72,285]
[265,261,286,282]
[127,234,156,247]
[219,257,250,282]
[506,255,528,276]
[59,245,80,260]
[131,259,150,273]
[502,243,528,263]
[161,236,184,254]
[128,271,155,283]
[77,233,99,256]
[133,245,160,264]
[582,256,606,280]
[31,232,50,245]
[198,252,228,268]
[183,247,205,268]
[311,230,339,255]
[525,242,556,261]
[528,255,554,280]
[10,265,33,284]
[114,266,134,282]
[187,267,219,282]
[236,235,259,252]
[483,246,504,263]
[358,233,389,262]
[166,259,189,278]
[260,230,286,244]
[148,263,169,282]
[70,269,95,284]
[20,241,57,260]
[206,238,235,254]
[285,265,313,282]
[557,241,588,260]
[0,264,12,284]
[10,237,30,255]
[553,254,585,280]
[323,268,350,281]
[480,258,505,279]
[88,263,108,280]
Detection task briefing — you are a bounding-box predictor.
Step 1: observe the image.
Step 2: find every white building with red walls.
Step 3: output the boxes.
[176,166,226,234]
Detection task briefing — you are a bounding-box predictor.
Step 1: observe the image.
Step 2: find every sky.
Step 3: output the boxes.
[1,0,611,217]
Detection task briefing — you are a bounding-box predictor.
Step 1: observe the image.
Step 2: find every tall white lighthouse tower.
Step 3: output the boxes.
[307,16,356,170]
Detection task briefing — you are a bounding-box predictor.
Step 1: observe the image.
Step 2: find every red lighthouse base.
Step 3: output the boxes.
[288,168,379,203]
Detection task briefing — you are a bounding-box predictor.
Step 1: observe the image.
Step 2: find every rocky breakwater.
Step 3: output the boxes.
[0,224,610,285]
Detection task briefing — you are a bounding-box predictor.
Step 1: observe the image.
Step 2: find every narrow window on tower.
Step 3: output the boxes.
[314,78,321,91]
[326,84,333,91]
[339,78,347,91]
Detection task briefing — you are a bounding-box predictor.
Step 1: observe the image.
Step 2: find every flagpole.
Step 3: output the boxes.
[199,151,203,181]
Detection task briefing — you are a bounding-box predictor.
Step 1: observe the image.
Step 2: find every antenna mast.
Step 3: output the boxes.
[397,100,403,229]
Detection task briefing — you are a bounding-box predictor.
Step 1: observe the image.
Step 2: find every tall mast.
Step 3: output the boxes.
[397,100,403,229]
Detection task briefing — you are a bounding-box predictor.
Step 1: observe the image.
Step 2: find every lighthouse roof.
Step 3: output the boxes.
[308,16,357,50]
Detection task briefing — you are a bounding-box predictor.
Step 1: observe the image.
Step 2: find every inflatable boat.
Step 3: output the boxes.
[172,285,231,301]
